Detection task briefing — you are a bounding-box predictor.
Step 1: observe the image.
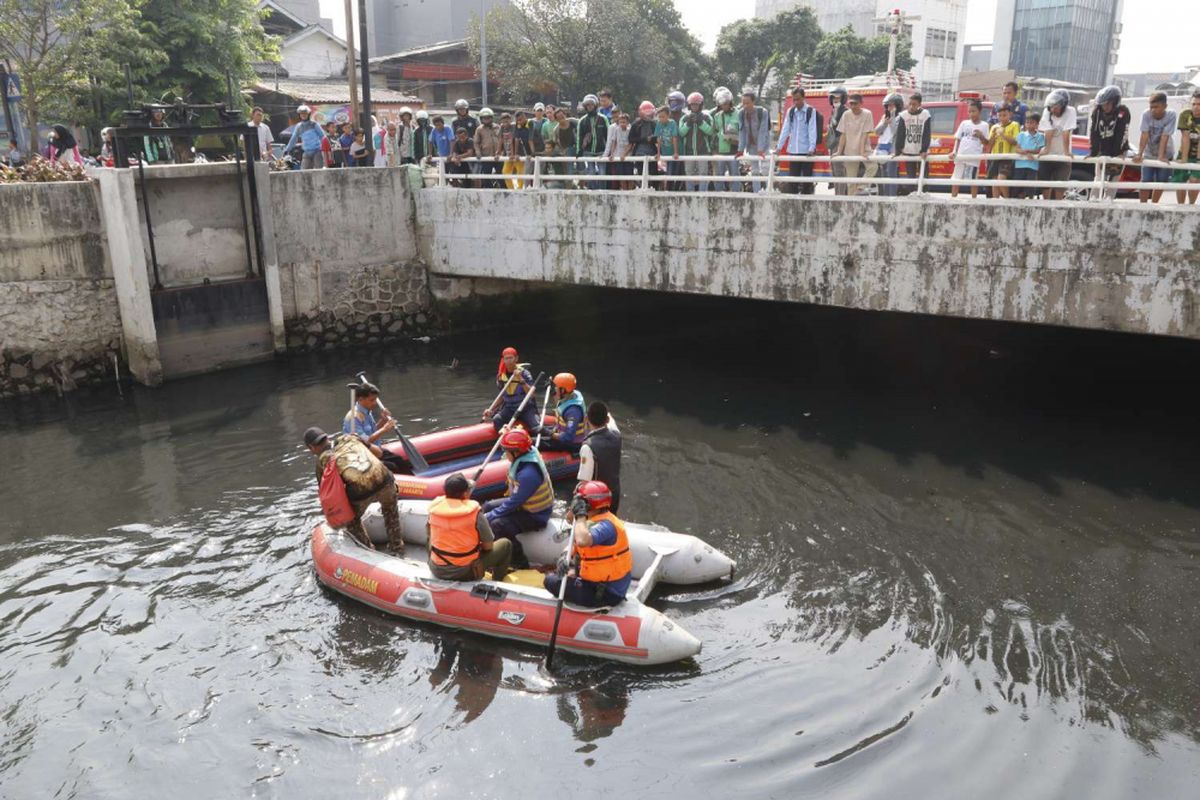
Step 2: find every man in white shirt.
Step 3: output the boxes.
[576,401,622,513]
[250,107,272,161]
[834,93,874,196]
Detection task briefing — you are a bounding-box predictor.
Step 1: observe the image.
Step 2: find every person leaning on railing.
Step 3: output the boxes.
[1038,90,1075,200]
[1173,91,1200,205]
[1134,91,1178,205]
[893,93,931,196]
[1013,112,1045,200]
[738,90,771,193]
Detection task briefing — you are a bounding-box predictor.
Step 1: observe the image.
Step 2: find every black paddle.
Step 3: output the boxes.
[355,371,431,474]
[545,501,580,670]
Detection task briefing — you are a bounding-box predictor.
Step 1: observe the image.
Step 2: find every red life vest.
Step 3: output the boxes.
[319,458,355,528]
[428,496,483,567]
[578,512,632,583]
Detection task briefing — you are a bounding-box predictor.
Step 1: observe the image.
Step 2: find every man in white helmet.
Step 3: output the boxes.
[474,107,502,188]
[452,100,479,179]
[710,87,740,191]
[413,109,433,162]
[283,105,328,170]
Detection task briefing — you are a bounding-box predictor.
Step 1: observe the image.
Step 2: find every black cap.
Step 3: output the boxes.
[303,426,329,446]
[444,473,472,498]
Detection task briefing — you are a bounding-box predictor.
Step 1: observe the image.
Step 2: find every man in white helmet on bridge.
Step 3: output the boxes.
[283,105,328,170]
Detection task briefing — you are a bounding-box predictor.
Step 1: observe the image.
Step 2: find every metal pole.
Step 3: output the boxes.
[357,0,373,145]
[480,0,489,106]
[0,64,15,145]
[344,0,359,128]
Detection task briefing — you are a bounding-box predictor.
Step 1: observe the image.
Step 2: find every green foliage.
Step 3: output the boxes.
[714,7,821,101]
[0,0,159,144]
[805,26,915,82]
[470,0,715,111]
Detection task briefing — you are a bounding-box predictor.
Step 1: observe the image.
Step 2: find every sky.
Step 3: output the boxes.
[318,0,1193,76]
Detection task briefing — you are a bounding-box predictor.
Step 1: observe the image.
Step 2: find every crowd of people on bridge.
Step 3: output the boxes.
[273,82,1200,203]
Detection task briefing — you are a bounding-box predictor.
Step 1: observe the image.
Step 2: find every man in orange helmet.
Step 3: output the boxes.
[543,481,631,607]
[482,428,554,565]
[540,372,587,453]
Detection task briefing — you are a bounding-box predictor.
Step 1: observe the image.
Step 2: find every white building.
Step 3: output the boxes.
[258,0,346,80]
[755,0,968,99]
[365,0,509,57]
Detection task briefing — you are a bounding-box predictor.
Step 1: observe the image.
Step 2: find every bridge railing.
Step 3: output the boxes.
[431,153,1198,199]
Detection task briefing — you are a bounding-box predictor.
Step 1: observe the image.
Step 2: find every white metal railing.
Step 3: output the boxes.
[429,152,1199,199]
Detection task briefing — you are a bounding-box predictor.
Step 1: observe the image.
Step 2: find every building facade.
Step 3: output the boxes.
[990,0,1123,87]
[755,0,967,99]
[366,0,508,57]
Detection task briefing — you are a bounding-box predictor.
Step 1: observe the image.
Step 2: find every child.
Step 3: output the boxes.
[348,129,368,167]
[449,126,475,187]
[950,99,989,198]
[988,104,1020,198]
[654,105,681,191]
[604,112,635,189]
[429,115,454,159]
[1014,112,1045,199]
[498,113,524,189]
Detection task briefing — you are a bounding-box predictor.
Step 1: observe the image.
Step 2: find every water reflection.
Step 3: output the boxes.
[428,639,503,726]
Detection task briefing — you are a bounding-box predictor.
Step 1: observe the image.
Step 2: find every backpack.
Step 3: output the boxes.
[782,105,822,152]
[319,458,355,528]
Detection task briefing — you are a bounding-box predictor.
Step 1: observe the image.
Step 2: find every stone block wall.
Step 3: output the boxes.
[0,182,123,395]
[270,166,435,349]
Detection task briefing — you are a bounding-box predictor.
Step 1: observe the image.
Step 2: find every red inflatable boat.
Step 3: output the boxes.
[379,416,580,500]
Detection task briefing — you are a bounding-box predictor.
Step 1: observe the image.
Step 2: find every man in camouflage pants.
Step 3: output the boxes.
[305,427,403,552]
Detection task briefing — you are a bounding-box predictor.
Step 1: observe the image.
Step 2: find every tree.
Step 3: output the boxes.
[714,7,821,101]
[138,0,275,106]
[470,0,714,111]
[0,0,155,146]
[803,26,915,82]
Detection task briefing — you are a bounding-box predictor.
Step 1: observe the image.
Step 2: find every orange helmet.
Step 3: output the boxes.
[499,428,533,454]
[553,372,577,393]
[576,481,612,510]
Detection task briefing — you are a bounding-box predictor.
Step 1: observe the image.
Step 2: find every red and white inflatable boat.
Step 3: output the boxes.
[311,503,735,665]
[380,417,580,501]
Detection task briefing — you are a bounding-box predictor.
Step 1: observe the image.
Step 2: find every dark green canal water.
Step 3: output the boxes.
[1,289,1197,798]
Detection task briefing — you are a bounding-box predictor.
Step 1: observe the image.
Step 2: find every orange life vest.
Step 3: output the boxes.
[428,496,482,567]
[577,511,632,583]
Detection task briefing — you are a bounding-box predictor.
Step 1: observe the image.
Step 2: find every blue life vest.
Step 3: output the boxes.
[506,451,554,514]
[553,391,586,442]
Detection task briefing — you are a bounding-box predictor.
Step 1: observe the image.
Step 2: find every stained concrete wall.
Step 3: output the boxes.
[271,166,432,350]
[417,190,1200,339]
[0,182,123,395]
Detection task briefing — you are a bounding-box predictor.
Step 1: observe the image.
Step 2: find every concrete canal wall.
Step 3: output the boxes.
[417,190,1200,340]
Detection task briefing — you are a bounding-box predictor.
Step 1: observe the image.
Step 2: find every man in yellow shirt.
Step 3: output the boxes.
[988,104,1021,199]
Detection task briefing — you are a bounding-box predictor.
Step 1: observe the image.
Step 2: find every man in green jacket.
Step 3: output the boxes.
[710,87,741,192]
[678,91,714,192]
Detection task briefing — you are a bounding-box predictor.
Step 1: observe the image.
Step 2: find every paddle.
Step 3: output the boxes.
[533,383,554,448]
[471,371,546,483]
[356,371,430,474]
[545,508,577,671]
[482,362,531,422]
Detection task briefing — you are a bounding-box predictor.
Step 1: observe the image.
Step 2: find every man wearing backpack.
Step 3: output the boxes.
[305,426,402,553]
[776,86,821,195]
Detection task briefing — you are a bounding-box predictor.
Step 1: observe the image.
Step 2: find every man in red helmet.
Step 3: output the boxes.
[482,347,539,434]
[482,428,554,564]
[543,481,631,607]
[540,372,587,453]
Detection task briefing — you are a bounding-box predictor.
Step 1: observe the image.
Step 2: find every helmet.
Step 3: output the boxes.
[534,102,546,111]
[1045,89,1070,111]
[638,100,655,118]
[499,428,533,454]
[416,109,429,121]
[667,90,686,112]
[1095,85,1122,108]
[553,372,577,393]
[583,93,599,108]
[884,93,904,113]
[297,105,311,114]
[714,86,734,106]
[501,346,518,358]
[687,91,704,107]
[399,106,413,118]
[829,86,848,103]
[480,107,494,118]
[455,99,469,110]
[576,481,612,511]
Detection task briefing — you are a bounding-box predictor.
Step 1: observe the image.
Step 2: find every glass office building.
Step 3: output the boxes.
[996,0,1122,86]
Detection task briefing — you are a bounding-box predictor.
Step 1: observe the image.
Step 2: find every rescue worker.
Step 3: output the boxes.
[427,473,512,582]
[344,380,409,472]
[540,372,586,453]
[482,429,554,565]
[543,481,631,607]
[577,401,622,513]
[305,426,402,552]
[482,347,539,434]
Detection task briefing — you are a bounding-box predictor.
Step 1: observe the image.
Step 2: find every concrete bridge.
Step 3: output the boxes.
[3,165,1198,396]
[416,188,1200,341]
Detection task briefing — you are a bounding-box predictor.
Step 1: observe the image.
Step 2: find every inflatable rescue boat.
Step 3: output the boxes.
[380,418,580,501]
[311,503,736,665]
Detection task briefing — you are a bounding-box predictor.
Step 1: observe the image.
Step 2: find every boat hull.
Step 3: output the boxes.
[312,525,702,665]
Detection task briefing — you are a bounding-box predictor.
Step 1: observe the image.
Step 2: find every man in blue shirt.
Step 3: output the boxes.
[283,105,328,170]
[482,347,539,434]
[540,372,586,453]
[543,481,631,607]
[776,86,819,195]
[429,115,454,159]
[482,429,554,566]
[989,81,1029,127]
[343,382,397,456]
